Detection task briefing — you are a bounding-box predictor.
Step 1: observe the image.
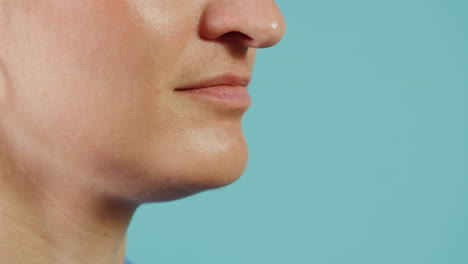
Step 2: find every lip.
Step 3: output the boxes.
[175,73,252,110]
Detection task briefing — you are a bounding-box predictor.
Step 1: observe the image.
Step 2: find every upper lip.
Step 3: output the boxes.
[175,73,251,91]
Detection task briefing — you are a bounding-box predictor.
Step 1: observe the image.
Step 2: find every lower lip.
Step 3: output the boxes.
[176,86,252,109]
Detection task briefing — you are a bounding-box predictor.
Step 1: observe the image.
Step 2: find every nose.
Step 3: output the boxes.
[199,0,286,49]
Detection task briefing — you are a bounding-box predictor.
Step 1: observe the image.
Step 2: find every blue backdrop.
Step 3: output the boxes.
[127,1,468,263]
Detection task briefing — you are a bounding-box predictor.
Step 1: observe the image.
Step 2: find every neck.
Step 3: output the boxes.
[0,148,137,264]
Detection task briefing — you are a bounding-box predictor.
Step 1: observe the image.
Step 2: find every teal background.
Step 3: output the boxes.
[127,1,468,263]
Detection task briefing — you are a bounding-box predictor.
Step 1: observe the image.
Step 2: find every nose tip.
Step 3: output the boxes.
[199,0,286,49]
[244,15,286,48]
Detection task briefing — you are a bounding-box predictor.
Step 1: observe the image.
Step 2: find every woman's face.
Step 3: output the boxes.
[0,0,285,202]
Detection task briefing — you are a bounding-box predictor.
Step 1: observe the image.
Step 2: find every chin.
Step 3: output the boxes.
[119,131,249,203]
[162,153,248,202]
[138,151,248,202]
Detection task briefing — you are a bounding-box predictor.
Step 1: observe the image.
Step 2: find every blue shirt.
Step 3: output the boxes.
[125,258,134,264]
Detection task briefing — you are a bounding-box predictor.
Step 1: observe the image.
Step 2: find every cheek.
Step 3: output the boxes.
[8,1,180,161]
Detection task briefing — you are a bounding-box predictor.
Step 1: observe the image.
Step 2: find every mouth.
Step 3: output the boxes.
[174,73,252,111]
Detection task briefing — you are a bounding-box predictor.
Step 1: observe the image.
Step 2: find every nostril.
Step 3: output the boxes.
[218,31,253,45]
[215,32,251,58]
[224,32,253,41]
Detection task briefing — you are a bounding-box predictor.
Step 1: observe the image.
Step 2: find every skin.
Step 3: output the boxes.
[0,1,285,264]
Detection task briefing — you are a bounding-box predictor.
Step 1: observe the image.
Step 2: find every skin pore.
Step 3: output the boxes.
[0,1,285,264]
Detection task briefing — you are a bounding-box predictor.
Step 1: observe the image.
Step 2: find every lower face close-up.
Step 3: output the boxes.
[0,0,285,202]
